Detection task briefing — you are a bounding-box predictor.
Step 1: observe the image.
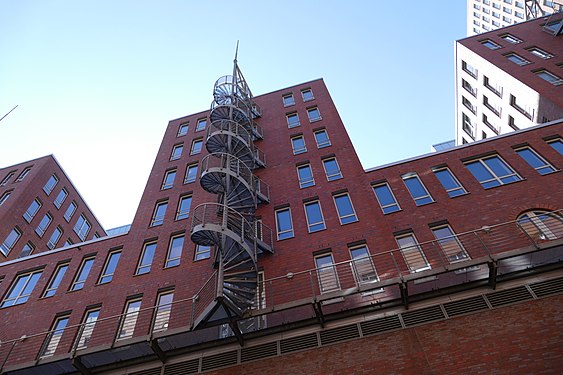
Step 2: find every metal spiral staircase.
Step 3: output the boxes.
[190,56,273,336]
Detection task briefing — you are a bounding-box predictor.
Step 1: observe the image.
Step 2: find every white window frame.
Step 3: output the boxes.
[161,169,176,190]
[150,201,168,227]
[153,291,174,332]
[431,225,469,263]
[136,242,157,275]
[170,144,183,160]
[349,245,379,285]
[304,200,326,233]
[301,89,314,102]
[291,135,307,155]
[40,315,70,357]
[286,112,300,128]
[432,167,467,198]
[98,250,121,284]
[315,254,340,293]
[23,198,42,223]
[275,207,294,240]
[314,129,331,148]
[70,257,95,291]
[195,118,207,132]
[307,107,322,122]
[372,183,401,214]
[297,164,315,188]
[184,163,198,183]
[282,93,295,107]
[333,193,358,225]
[165,235,184,268]
[117,299,142,340]
[0,270,42,307]
[322,157,343,181]
[402,173,434,206]
[190,139,203,155]
[76,308,100,350]
[515,146,557,175]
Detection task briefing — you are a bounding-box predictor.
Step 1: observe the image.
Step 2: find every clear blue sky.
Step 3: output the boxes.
[0,1,467,229]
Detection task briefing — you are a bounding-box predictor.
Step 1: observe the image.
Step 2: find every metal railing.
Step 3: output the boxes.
[1,212,562,372]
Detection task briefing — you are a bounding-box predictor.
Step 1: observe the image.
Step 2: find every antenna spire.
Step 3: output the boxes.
[0,105,18,124]
[234,40,239,64]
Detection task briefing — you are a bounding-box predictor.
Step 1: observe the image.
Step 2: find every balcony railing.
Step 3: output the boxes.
[1,211,562,373]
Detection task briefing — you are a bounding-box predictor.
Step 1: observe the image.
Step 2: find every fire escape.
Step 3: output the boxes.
[190,53,273,338]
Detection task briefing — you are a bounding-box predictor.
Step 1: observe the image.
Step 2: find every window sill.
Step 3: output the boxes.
[482,177,526,190]
[382,208,402,215]
[309,117,322,123]
[276,235,295,242]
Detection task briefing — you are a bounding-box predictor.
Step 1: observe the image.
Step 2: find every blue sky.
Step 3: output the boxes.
[0,1,467,229]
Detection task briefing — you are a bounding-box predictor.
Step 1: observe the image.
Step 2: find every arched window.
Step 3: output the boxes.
[517,210,563,241]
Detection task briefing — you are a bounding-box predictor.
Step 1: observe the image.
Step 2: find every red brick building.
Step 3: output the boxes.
[0,155,106,261]
[0,64,562,374]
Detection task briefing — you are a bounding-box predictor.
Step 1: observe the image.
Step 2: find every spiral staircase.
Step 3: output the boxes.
[190,58,273,335]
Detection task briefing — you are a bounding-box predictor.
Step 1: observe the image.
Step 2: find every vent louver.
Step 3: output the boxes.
[241,342,278,363]
[164,359,199,375]
[529,277,563,297]
[401,305,445,327]
[443,295,489,317]
[360,315,402,336]
[280,333,318,354]
[485,286,533,308]
[201,350,238,372]
[319,324,360,346]
[131,368,161,375]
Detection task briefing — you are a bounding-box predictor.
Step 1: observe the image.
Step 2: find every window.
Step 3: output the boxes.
[544,18,563,34]
[462,96,476,114]
[150,201,167,227]
[301,89,314,101]
[190,139,203,155]
[99,251,121,284]
[170,144,183,160]
[483,95,501,117]
[275,208,294,240]
[402,173,434,206]
[153,291,174,332]
[282,93,295,107]
[195,118,207,132]
[314,129,331,148]
[503,15,512,22]
[74,215,91,241]
[165,235,184,268]
[349,245,379,284]
[23,198,42,222]
[535,70,563,86]
[484,76,503,97]
[53,188,68,209]
[194,244,211,261]
[510,94,533,120]
[40,315,70,357]
[462,60,478,78]
[0,191,11,206]
[43,263,69,298]
[177,122,189,136]
[47,227,63,249]
[19,242,35,258]
[64,201,77,222]
[43,175,59,195]
[117,299,142,340]
[395,233,430,272]
[515,147,556,175]
[431,225,469,263]
[15,168,31,182]
[492,20,500,27]
[304,201,326,233]
[286,112,300,128]
[1,270,42,307]
[322,158,343,181]
[547,139,563,155]
[76,309,100,349]
[162,169,176,190]
[372,183,400,214]
[492,2,500,9]
[518,210,563,240]
[35,213,53,237]
[0,171,15,186]
[307,107,322,122]
[466,155,522,188]
[433,167,467,197]
[527,47,553,60]
[291,135,307,155]
[315,254,339,293]
[462,113,475,139]
[176,195,192,220]
[481,39,501,49]
[70,257,95,291]
[297,164,315,188]
[136,242,157,275]
[515,1,524,8]
[506,53,530,66]
[333,193,358,224]
[185,163,199,183]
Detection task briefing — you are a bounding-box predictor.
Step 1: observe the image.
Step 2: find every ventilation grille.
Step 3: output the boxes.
[360,315,402,336]
[280,333,318,354]
[443,295,489,317]
[131,368,161,375]
[164,359,199,375]
[529,277,563,298]
[241,342,278,363]
[201,350,238,372]
[319,324,360,346]
[485,286,533,308]
[401,305,445,327]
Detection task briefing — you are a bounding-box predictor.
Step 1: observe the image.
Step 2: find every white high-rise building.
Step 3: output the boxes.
[455,14,563,145]
[467,0,562,35]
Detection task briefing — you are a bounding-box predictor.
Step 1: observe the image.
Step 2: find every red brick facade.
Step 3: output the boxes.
[0,78,561,374]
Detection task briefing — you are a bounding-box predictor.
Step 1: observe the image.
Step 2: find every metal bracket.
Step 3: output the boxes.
[488,261,498,290]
